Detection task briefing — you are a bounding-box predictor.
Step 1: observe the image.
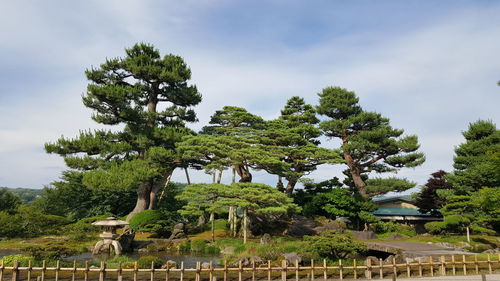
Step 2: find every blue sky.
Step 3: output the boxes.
[0,0,499,190]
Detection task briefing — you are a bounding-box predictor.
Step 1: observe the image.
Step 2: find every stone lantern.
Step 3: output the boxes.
[92,217,129,256]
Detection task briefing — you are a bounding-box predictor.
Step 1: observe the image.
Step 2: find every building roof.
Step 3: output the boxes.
[372,195,414,204]
[373,207,435,217]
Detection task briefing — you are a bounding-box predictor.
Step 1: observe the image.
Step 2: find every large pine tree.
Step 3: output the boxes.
[45,43,202,220]
[317,87,425,198]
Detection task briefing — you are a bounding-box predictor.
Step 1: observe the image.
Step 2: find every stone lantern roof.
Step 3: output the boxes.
[92,217,129,227]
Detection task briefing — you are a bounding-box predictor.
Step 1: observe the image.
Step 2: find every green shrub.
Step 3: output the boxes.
[470,225,496,235]
[129,210,175,236]
[205,245,221,254]
[1,254,34,266]
[191,240,208,252]
[130,210,163,231]
[256,245,281,261]
[178,241,191,252]
[373,221,416,236]
[0,211,23,237]
[424,221,447,234]
[213,219,229,230]
[22,244,79,260]
[137,256,163,269]
[303,231,365,259]
[444,215,470,231]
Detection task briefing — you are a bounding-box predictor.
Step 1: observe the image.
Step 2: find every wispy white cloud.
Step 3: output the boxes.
[0,1,499,189]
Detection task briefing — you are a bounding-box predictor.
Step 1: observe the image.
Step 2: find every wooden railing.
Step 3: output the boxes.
[0,254,499,281]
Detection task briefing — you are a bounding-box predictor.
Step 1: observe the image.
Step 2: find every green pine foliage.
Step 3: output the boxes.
[316,87,425,197]
[303,231,366,259]
[45,43,202,219]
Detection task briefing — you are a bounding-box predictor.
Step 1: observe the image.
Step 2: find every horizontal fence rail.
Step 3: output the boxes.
[0,254,499,281]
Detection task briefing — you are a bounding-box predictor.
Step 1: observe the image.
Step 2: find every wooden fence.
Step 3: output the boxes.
[1,254,499,281]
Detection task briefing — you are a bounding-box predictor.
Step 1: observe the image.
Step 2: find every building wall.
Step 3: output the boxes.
[378,201,417,209]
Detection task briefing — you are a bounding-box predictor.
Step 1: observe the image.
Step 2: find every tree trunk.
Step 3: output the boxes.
[217,169,223,184]
[232,167,236,183]
[184,167,191,185]
[211,212,215,242]
[127,181,152,221]
[235,164,252,182]
[212,168,216,183]
[127,170,173,221]
[243,209,248,244]
[285,179,297,197]
[343,151,368,198]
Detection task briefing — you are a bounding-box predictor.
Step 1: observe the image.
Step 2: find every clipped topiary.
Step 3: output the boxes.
[129,210,164,232]
[137,256,163,269]
[424,221,447,234]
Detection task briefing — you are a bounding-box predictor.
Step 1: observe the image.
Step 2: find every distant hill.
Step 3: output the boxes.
[1,187,44,203]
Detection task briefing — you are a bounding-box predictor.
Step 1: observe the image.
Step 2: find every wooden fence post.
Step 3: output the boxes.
[487,254,492,274]
[474,255,479,274]
[295,259,299,281]
[180,261,184,281]
[55,260,60,281]
[84,261,89,281]
[151,261,156,281]
[210,261,215,281]
[195,261,201,281]
[392,256,397,278]
[429,256,434,277]
[338,259,343,280]
[27,259,32,281]
[440,256,446,276]
[323,259,327,281]
[365,258,371,279]
[310,259,315,281]
[71,260,76,281]
[462,255,467,275]
[251,260,255,281]
[418,257,422,277]
[11,260,18,281]
[406,258,410,277]
[267,260,271,281]
[223,260,228,281]
[238,260,242,281]
[452,255,456,275]
[134,261,138,281]
[41,260,46,281]
[378,258,383,280]
[282,260,287,281]
[98,261,105,281]
[118,262,123,281]
[0,259,3,281]
[353,259,357,280]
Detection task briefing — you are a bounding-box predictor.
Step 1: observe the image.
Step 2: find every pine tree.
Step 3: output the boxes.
[446,120,500,194]
[45,43,202,220]
[317,87,425,198]
[316,87,425,197]
[256,97,341,196]
[202,106,264,182]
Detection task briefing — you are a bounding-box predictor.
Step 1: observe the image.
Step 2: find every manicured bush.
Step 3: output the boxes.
[137,256,163,269]
[424,221,447,234]
[1,254,34,266]
[129,210,176,236]
[470,225,496,235]
[443,215,470,231]
[191,239,207,252]
[178,241,191,252]
[373,221,416,236]
[204,245,221,254]
[303,231,365,259]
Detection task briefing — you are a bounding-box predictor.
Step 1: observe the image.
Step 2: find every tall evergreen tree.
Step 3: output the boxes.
[446,120,500,194]
[317,87,425,198]
[202,106,264,182]
[257,97,341,196]
[45,43,202,220]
